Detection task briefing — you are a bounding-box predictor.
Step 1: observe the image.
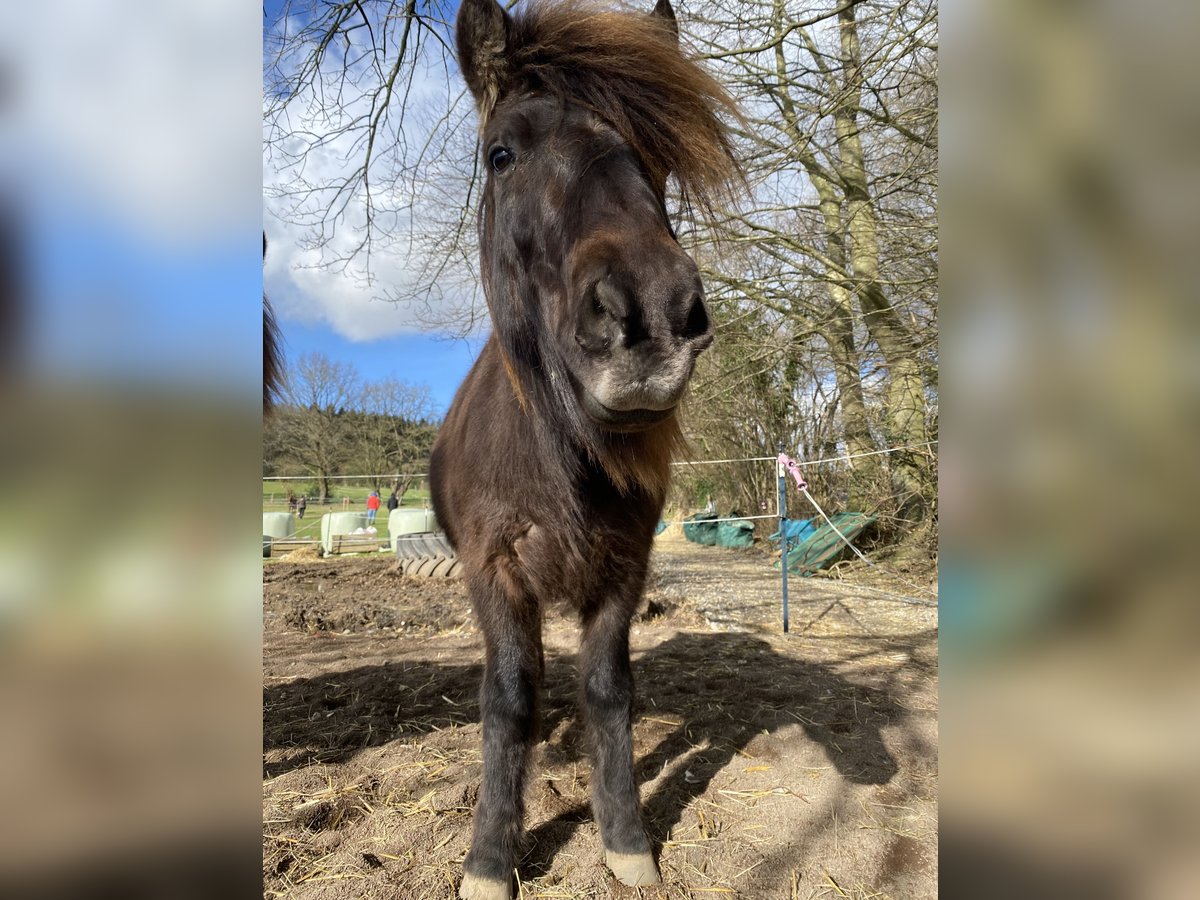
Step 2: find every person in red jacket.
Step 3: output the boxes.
[366,489,381,525]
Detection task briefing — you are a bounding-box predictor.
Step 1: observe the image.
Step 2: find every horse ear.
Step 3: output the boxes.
[456,0,512,116]
[650,0,679,42]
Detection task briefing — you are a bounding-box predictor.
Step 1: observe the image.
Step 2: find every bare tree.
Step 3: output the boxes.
[678,0,937,541]
[264,0,939,547]
[272,352,361,502]
[264,0,487,332]
[349,378,437,495]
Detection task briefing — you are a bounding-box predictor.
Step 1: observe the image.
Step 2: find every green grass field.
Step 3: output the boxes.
[262,482,433,544]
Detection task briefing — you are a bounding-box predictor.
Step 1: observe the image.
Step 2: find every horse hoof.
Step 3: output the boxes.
[606,851,660,886]
[459,872,510,900]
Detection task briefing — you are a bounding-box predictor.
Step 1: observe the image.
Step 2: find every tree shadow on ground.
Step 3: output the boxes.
[522,630,919,877]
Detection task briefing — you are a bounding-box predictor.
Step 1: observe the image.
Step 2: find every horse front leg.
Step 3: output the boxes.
[579,592,659,887]
[460,578,543,900]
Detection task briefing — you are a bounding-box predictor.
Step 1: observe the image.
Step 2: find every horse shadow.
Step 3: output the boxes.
[263,629,924,879]
[263,648,588,780]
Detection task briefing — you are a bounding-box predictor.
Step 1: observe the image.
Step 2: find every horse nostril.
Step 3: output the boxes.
[681,295,710,342]
[592,277,628,321]
[577,280,624,353]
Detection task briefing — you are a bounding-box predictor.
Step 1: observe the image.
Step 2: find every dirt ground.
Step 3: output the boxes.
[263,533,938,899]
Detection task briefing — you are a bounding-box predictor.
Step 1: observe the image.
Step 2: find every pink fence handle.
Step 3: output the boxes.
[777,453,807,491]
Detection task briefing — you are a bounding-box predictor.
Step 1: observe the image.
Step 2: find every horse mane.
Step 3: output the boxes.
[264,298,282,414]
[598,415,686,498]
[500,0,742,215]
[263,232,283,414]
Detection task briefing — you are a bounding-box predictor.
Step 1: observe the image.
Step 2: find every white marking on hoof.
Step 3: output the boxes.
[606,851,660,886]
[459,872,510,900]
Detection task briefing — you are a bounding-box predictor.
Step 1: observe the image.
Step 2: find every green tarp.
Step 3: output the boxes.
[683,512,756,549]
[778,512,876,574]
[716,519,755,549]
[682,512,719,545]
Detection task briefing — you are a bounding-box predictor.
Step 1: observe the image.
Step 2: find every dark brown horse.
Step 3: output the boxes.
[430,2,738,897]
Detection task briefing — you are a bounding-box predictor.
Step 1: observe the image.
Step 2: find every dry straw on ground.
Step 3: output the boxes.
[263,536,937,899]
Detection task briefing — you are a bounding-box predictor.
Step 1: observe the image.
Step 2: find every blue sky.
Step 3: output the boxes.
[16,0,481,411]
[279,322,482,416]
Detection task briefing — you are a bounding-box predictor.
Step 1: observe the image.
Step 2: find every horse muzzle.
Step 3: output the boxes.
[575,385,678,432]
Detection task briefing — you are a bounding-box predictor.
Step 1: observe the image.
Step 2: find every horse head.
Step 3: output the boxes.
[457,0,739,435]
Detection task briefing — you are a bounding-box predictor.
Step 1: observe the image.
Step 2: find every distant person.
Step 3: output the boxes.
[287,491,297,513]
[297,496,307,519]
[386,489,400,513]
[366,489,381,524]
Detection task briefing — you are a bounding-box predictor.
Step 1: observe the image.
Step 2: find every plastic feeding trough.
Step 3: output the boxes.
[683,511,756,549]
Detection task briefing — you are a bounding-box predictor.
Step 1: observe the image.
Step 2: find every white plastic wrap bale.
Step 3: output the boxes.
[320,512,370,554]
[388,507,438,536]
[389,507,454,558]
[262,512,295,539]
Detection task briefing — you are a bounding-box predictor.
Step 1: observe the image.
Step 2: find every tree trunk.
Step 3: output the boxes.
[770,0,881,508]
[833,4,931,523]
[807,165,882,509]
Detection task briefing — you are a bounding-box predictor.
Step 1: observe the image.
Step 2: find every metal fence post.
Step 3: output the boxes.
[777,441,789,634]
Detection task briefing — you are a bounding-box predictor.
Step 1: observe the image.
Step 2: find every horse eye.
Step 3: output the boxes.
[489,146,515,173]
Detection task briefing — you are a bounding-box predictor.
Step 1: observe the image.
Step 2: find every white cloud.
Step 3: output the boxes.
[263,226,438,341]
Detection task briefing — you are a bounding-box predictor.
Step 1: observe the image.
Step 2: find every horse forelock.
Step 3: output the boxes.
[501,0,742,215]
